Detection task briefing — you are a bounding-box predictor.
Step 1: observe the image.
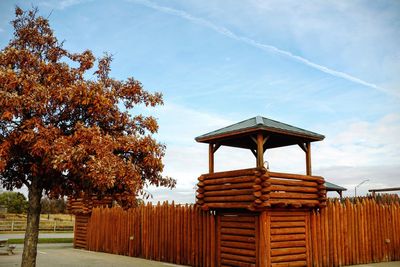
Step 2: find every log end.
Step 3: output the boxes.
[201,204,209,211]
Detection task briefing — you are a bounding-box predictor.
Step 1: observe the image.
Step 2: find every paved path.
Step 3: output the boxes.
[0,243,399,267]
[0,232,73,239]
[0,244,184,267]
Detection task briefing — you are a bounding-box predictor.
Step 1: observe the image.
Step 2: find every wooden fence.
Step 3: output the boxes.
[79,198,400,266]
[311,198,400,266]
[86,203,215,267]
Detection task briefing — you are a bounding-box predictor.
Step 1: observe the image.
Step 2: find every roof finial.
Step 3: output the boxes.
[255,116,263,125]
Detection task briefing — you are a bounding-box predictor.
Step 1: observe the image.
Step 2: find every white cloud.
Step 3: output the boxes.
[147,104,400,202]
[315,113,400,167]
[319,165,400,198]
[312,114,400,196]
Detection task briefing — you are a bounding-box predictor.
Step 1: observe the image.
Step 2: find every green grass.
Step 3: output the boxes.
[0,230,73,234]
[8,237,73,244]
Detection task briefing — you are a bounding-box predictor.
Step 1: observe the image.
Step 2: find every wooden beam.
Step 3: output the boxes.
[298,143,307,153]
[257,133,264,168]
[263,136,270,152]
[306,142,311,175]
[263,135,270,145]
[213,143,221,153]
[251,136,257,145]
[252,135,269,153]
[368,187,400,193]
[209,143,214,173]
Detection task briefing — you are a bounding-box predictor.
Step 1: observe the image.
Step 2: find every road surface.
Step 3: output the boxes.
[0,232,73,239]
[0,243,398,267]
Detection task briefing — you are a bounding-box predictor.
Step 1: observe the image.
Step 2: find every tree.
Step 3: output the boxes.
[40,197,67,214]
[0,7,175,267]
[0,191,28,213]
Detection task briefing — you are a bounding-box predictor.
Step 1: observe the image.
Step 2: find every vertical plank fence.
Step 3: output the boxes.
[76,197,400,266]
[311,198,400,266]
[85,202,215,267]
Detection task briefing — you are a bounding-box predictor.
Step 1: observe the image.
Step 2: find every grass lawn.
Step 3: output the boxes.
[2,213,74,221]
[1,213,74,232]
[0,230,73,234]
[8,237,73,244]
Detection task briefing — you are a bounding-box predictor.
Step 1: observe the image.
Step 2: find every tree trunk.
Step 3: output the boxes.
[21,180,42,267]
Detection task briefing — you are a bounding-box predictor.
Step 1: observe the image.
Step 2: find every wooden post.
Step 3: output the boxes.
[306,142,311,176]
[257,133,264,168]
[210,213,215,267]
[209,143,214,174]
[259,211,269,267]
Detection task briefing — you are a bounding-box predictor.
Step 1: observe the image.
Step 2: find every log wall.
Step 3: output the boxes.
[267,210,310,267]
[267,172,326,208]
[196,168,326,210]
[74,214,90,249]
[67,196,113,214]
[196,168,261,210]
[217,212,258,267]
[68,196,113,249]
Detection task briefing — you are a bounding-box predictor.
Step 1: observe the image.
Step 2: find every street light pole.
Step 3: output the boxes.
[355,179,369,197]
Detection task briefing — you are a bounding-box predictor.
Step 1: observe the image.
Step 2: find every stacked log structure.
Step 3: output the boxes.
[266,171,327,208]
[67,195,113,249]
[196,168,261,210]
[67,196,113,214]
[196,167,326,211]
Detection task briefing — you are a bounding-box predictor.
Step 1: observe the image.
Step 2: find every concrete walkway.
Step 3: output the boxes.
[1,243,399,267]
[0,244,184,267]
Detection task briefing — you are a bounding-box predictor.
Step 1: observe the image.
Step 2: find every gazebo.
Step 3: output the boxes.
[195,116,327,267]
[325,181,347,198]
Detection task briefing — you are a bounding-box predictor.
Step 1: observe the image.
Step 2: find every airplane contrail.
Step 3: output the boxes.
[131,0,396,97]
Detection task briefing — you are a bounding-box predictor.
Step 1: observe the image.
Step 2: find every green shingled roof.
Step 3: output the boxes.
[196,116,325,142]
[324,181,347,192]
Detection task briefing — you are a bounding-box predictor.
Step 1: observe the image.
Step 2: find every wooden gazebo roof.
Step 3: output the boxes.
[196,116,325,175]
[324,181,347,192]
[195,116,324,150]
[325,181,347,198]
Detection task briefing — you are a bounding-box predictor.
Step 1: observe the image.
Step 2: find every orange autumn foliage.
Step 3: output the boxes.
[0,7,176,206]
[1,7,177,266]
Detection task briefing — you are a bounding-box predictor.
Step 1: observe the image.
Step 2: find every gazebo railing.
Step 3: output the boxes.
[266,171,326,207]
[196,168,326,210]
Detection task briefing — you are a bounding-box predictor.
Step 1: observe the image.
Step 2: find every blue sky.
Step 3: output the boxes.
[1,0,399,201]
